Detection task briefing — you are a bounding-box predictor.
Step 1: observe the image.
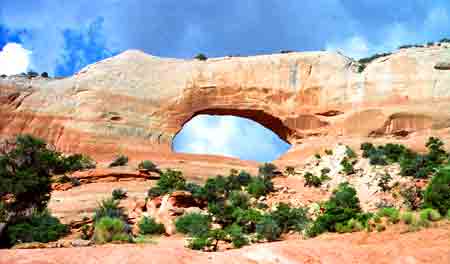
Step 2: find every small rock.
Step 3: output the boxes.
[71,239,92,247]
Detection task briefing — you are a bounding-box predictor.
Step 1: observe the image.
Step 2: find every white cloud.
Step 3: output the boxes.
[326,35,370,59]
[0,43,31,75]
[172,115,290,162]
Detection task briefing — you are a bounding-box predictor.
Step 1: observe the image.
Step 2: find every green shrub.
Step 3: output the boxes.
[304,172,322,187]
[148,169,186,197]
[256,216,282,241]
[194,53,208,61]
[284,166,295,176]
[93,217,129,244]
[270,203,310,233]
[188,234,212,250]
[423,166,450,215]
[341,157,355,175]
[247,176,273,198]
[6,210,68,245]
[378,173,392,192]
[335,218,364,233]
[232,208,264,233]
[109,155,128,167]
[147,186,164,199]
[0,135,56,213]
[258,163,277,179]
[93,198,125,223]
[188,229,227,251]
[54,154,96,173]
[184,182,207,201]
[314,153,321,160]
[225,224,248,248]
[325,149,333,155]
[80,224,90,240]
[401,211,414,225]
[377,207,400,224]
[228,191,250,209]
[307,183,362,237]
[419,208,441,222]
[236,170,252,186]
[175,213,210,236]
[138,160,158,171]
[399,185,423,210]
[358,52,391,65]
[138,216,165,235]
[345,146,357,159]
[112,188,127,200]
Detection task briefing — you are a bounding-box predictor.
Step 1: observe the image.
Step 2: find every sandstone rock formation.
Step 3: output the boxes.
[1,46,450,172]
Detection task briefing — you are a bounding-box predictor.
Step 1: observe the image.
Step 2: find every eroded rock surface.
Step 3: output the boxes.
[1,46,450,168]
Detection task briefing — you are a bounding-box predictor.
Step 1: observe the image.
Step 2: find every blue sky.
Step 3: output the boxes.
[1,1,449,161]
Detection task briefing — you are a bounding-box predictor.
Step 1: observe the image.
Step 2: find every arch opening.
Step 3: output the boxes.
[172,112,291,162]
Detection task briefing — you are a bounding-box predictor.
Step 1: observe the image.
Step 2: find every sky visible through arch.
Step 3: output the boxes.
[1,1,449,161]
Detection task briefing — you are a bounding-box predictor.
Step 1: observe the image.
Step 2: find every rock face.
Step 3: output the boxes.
[1,46,450,169]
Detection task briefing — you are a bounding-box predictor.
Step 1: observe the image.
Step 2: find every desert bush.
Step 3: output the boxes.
[27,70,39,78]
[112,188,127,200]
[232,208,264,233]
[6,210,68,245]
[358,52,391,65]
[325,149,333,155]
[147,186,164,199]
[93,198,125,223]
[399,185,423,210]
[138,160,158,172]
[378,172,392,192]
[194,53,207,61]
[303,172,322,187]
[423,166,450,214]
[236,170,252,186]
[225,224,248,248]
[314,153,321,160]
[108,155,128,167]
[345,146,357,159]
[284,166,295,176]
[138,216,165,235]
[54,153,96,173]
[175,212,211,236]
[306,183,363,237]
[93,217,129,244]
[341,157,355,175]
[258,163,277,179]
[419,208,441,222]
[246,176,273,198]
[0,135,57,214]
[270,203,310,233]
[400,211,414,225]
[184,182,207,200]
[148,169,186,197]
[228,191,250,209]
[377,207,400,224]
[203,175,228,201]
[335,218,364,233]
[80,224,91,240]
[256,216,282,241]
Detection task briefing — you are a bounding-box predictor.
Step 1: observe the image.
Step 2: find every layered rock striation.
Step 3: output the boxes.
[1,46,450,167]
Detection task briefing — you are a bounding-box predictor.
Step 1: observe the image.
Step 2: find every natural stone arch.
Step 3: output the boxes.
[172,108,294,148]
